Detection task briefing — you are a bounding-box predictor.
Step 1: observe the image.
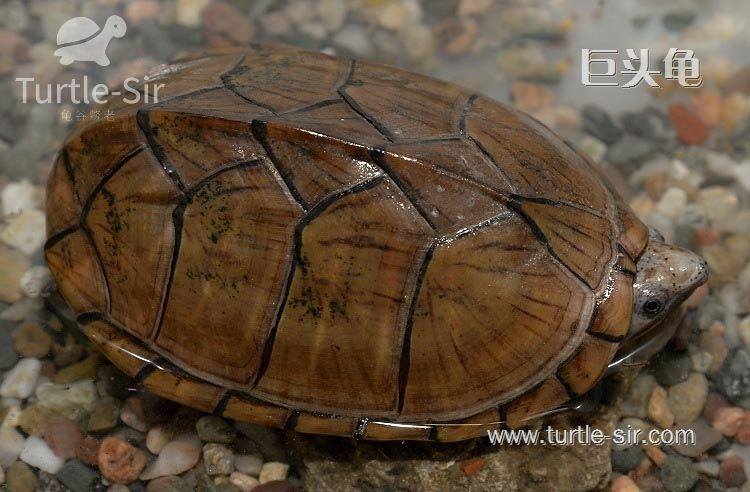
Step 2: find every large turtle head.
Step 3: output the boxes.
[611,229,708,368]
[629,229,708,337]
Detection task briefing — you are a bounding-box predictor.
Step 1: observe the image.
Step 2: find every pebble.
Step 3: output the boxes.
[612,446,644,473]
[0,208,46,255]
[53,353,99,383]
[510,82,554,113]
[252,481,294,492]
[98,437,147,484]
[197,415,237,444]
[690,349,713,374]
[176,0,211,26]
[668,103,709,146]
[660,455,699,492]
[0,320,18,370]
[18,404,50,436]
[20,436,65,474]
[458,0,493,17]
[610,475,640,492]
[76,436,100,466]
[316,0,347,32]
[145,475,192,492]
[736,413,750,444]
[0,245,30,303]
[35,379,97,419]
[0,427,25,466]
[668,373,709,425]
[36,471,68,492]
[1,179,37,215]
[229,472,260,492]
[57,459,100,492]
[698,187,739,223]
[606,135,655,167]
[203,443,234,476]
[622,373,658,419]
[700,332,728,375]
[651,351,691,386]
[433,17,478,57]
[717,348,750,404]
[125,0,161,23]
[234,454,263,476]
[147,426,174,455]
[140,434,201,480]
[694,459,720,477]
[692,91,723,128]
[648,385,675,428]
[87,396,121,432]
[0,358,41,399]
[13,321,51,358]
[582,105,622,145]
[712,407,746,436]
[19,266,50,298]
[662,10,696,31]
[719,456,747,487]
[656,187,688,218]
[201,1,255,45]
[45,415,82,459]
[258,462,289,483]
[671,419,722,458]
[401,23,435,61]
[7,461,36,492]
[621,107,675,142]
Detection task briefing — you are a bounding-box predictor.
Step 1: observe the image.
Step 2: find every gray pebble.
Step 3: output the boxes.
[606,135,656,167]
[662,10,696,31]
[650,351,692,386]
[56,460,100,492]
[620,107,675,142]
[611,446,643,473]
[196,415,237,444]
[582,105,622,145]
[661,455,699,492]
[0,319,19,370]
[716,348,750,405]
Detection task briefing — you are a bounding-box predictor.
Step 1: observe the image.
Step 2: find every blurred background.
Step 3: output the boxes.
[1,1,750,491]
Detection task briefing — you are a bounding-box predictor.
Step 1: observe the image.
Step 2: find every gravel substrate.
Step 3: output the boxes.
[1,1,750,491]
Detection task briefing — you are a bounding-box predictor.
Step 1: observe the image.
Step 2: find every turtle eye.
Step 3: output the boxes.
[642,299,663,316]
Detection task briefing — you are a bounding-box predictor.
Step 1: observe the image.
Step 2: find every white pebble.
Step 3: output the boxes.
[234,454,263,476]
[140,434,201,480]
[175,0,210,26]
[20,436,65,474]
[20,266,51,298]
[698,186,738,223]
[229,472,260,492]
[258,461,289,483]
[35,379,97,418]
[656,187,688,219]
[146,426,173,455]
[694,459,720,477]
[1,180,38,215]
[0,358,41,399]
[0,427,25,466]
[0,209,46,255]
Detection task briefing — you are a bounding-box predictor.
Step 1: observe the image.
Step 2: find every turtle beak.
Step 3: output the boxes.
[634,242,708,302]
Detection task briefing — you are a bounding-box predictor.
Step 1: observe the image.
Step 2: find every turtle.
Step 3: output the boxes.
[53,15,127,66]
[44,44,708,442]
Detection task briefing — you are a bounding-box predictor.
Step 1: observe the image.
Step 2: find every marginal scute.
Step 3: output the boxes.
[44,230,108,315]
[616,197,650,260]
[504,377,569,429]
[342,61,469,140]
[434,407,501,442]
[224,50,351,113]
[557,335,618,396]
[82,319,158,377]
[589,271,633,340]
[464,96,610,213]
[401,213,591,421]
[46,154,81,237]
[221,395,290,429]
[514,198,615,290]
[85,150,181,338]
[294,413,359,437]
[362,420,431,441]
[141,369,226,413]
[157,163,302,385]
[254,178,433,416]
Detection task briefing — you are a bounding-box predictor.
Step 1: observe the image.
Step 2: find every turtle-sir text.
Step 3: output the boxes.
[15,75,164,105]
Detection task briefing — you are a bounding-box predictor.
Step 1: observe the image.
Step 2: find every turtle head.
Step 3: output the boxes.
[628,229,708,339]
[104,15,127,38]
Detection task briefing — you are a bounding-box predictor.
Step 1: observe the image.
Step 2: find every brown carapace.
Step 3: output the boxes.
[46,44,654,441]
